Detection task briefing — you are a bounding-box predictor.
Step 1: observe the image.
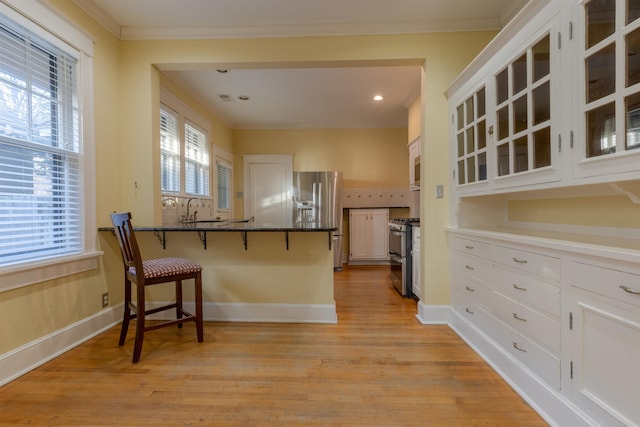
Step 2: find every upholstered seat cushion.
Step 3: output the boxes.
[129,257,202,279]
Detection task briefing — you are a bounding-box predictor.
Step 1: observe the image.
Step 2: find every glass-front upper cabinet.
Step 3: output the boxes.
[494,33,554,181]
[577,0,640,178]
[455,87,488,187]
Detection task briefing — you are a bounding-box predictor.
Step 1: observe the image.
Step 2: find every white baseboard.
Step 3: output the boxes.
[146,301,338,324]
[0,301,337,386]
[415,301,450,324]
[0,305,121,387]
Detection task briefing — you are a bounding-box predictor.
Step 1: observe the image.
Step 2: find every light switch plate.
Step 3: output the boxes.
[435,184,444,199]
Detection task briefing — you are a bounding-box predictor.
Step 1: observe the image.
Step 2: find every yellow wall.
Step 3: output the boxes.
[0,0,498,354]
[508,196,640,228]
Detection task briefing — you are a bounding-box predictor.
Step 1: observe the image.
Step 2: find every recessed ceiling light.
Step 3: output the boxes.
[373,95,384,101]
[238,95,250,101]
[216,69,228,73]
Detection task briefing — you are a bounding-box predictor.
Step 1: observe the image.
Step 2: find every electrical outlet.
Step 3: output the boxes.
[102,292,109,308]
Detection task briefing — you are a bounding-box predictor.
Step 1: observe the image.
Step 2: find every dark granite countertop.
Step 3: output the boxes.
[98,219,337,233]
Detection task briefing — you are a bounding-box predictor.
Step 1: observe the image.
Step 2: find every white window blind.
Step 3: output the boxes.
[216,160,231,210]
[0,14,81,267]
[185,121,209,196]
[160,107,179,193]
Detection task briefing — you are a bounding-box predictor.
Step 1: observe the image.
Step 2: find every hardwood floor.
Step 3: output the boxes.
[0,266,547,426]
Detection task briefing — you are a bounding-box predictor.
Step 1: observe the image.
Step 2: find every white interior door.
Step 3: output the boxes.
[243,155,293,225]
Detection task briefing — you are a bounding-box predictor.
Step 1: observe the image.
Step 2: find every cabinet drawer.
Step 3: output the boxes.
[452,272,493,312]
[451,252,491,284]
[492,245,560,282]
[452,237,491,260]
[493,265,560,317]
[508,331,561,390]
[567,261,640,310]
[492,290,560,354]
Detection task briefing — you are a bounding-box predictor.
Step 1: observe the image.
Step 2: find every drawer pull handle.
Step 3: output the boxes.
[620,285,640,295]
[513,284,527,291]
[513,342,527,352]
[465,245,475,250]
[465,265,475,270]
[465,308,474,315]
[512,257,528,264]
[465,286,475,292]
[512,313,527,322]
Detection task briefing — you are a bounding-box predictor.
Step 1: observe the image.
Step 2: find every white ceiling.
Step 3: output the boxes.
[72,0,529,129]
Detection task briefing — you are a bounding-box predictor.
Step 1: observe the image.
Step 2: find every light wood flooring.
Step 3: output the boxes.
[0,266,547,426]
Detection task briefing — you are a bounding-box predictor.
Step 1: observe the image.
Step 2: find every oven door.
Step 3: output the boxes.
[389,252,404,295]
[389,226,404,257]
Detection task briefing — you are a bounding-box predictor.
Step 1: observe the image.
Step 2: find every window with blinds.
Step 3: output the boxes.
[0,14,81,267]
[185,121,209,196]
[160,108,179,193]
[216,160,231,210]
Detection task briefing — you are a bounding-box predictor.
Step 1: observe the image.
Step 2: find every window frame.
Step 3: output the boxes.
[0,0,98,292]
[160,88,211,199]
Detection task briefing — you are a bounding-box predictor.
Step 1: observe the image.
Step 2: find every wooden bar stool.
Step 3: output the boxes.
[110,212,204,363]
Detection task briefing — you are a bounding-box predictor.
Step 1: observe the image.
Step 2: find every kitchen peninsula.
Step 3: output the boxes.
[99,221,338,324]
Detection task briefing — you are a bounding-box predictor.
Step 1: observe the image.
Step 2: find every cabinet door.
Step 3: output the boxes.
[574,0,640,179]
[349,209,388,261]
[567,289,640,427]
[454,86,489,189]
[409,137,421,190]
[349,210,372,260]
[492,24,561,189]
[368,210,389,260]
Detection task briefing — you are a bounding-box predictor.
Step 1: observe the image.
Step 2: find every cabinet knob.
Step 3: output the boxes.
[513,283,527,291]
[512,313,527,322]
[488,125,494,135]
[512,342,527,352]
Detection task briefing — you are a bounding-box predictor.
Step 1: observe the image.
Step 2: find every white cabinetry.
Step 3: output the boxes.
[566,258,640,427]
[448,229,640,427]
[447,0,640,197]
[348,209,389,264]
[409,137,421,191]
[411,226,421,299]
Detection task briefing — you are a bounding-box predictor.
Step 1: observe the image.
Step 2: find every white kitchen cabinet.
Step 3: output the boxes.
[448,229,640,426]
[348,208,388,263]
[565,258,640,427]
[447,0,640,197]
[408,137,421,191]
[572,0,640,181]
[411,225,421,299]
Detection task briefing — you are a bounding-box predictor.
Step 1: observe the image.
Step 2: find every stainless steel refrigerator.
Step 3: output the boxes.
[292,171,343,270]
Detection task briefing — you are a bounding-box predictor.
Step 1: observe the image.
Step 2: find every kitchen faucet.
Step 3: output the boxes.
[184,198,199,222]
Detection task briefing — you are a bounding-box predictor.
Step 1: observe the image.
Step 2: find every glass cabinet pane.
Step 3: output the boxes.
[586,0,616,48]
[513,53,528,95]
[629,0,640,24]
[477,120,486,149]
[457,132,464,157]
[457,105,464,130]
[626,92,640,150]
[533,81,551,125]
[514,136,529,173]
[497,143,510,176]
[466,158,476,183]
[586,102,616,157]
[497,69,509,104]
[513,95,528,134]
[626,27,640,87]
[534,127,551,168]
[477,88,486,116]
[478,152,487,180]
[466,97,474,125]
[533,35,550,82]
[457,160,465,185]
[466,127,475,153]
[497,106,509,140]
[586,43,616,102]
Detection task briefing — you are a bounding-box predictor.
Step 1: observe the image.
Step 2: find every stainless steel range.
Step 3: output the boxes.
[388,217,419,298]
